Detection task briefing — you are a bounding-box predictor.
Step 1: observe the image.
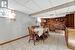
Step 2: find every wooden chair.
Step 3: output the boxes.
[28,27,39,45]
[65,28,75,50]
[39,28,49,42]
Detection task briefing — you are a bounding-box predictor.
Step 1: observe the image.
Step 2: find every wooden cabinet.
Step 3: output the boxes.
[41,13,75,29]
[66,14,74,28]
[41,17,66,31]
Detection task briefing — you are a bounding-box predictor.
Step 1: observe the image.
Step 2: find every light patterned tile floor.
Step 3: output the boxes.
[0,32,72,50]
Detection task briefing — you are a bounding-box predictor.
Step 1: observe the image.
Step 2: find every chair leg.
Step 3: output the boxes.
[28,39,31,43]
[42,36,44,43]
[33,36,36,45]
[34,40,35,45]
[33,38,36,45]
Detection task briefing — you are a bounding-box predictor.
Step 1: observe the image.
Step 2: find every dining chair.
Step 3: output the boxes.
[28,27,39,45]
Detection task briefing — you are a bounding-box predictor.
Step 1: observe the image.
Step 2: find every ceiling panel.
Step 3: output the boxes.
[48,0,74,6]
[15,0,31,4]
[23,1,41,13]
[32,0,50,10]
[8,0,32,14]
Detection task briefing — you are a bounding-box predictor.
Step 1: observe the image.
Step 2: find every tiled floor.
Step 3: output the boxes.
[0,32,71,50]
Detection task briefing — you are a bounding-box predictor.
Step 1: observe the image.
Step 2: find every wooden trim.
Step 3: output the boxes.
[0,34,29,45]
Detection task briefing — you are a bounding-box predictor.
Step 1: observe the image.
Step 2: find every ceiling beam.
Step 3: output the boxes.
[29,1,75,16]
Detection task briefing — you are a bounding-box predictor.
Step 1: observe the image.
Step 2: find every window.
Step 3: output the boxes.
[1,1,7,7]
[0,0,16,20]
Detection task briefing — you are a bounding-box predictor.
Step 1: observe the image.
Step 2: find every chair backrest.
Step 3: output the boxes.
[28,27,32,35]
[28,27,35,35]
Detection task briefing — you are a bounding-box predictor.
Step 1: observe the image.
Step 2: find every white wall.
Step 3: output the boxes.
[0,11,36,44]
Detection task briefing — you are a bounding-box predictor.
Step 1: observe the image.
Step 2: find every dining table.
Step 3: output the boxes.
[34,27,44,36]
